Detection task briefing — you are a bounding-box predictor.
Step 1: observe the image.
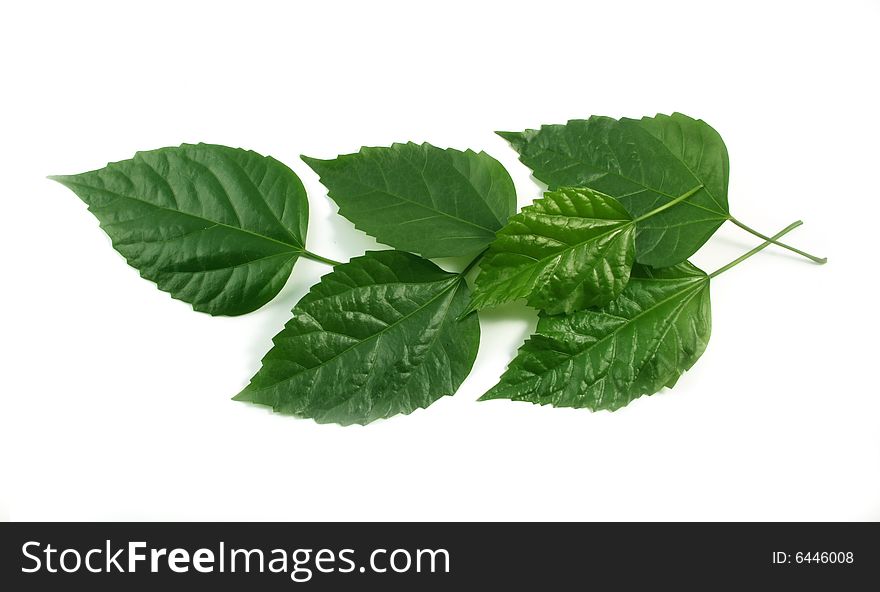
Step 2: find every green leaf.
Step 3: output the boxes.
[634,113,729,210]
[302,142,516,258]
[51,143,309,316]
[466,187,636,315]
[481,261,711,411]
[498,113,730,267]
[234,250,480,425]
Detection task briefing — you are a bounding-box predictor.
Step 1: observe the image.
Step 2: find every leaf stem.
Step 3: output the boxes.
[633,184,704,223]
[300,250,342,267]
[460,247,488,277]
[728,216,826,264]
[709,221,803,278]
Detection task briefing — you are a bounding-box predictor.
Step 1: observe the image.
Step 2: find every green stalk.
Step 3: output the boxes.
[300,249,342,267]
[729,216,826,264]
[709,221,802,278]
[633,184,704,223]
[459,247,488,277]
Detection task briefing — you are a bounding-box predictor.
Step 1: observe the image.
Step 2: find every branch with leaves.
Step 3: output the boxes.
[52,113,825,425]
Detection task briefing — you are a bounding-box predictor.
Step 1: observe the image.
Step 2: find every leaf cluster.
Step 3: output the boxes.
[53,114,824,425]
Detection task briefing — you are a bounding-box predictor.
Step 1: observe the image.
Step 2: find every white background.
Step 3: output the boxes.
[1,0,878,521]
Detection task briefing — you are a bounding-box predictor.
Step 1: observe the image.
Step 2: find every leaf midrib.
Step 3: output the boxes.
[312,279,462,421]
[482,216,632,298]
[325,168,500,236]
[432,149,509,229]
[582,285,703,409]
[628,116,728,214]
[249,276,464,393]
[57,178,305,253]
[526,127,729,219]
[159,251,298,275]
[551,277,707,365]
[490,275,709,396]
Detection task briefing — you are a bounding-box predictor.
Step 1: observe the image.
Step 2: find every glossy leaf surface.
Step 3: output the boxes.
[302,142,516,258]
[51,143,309,316]
[466,187,635,315]
[235,250,480,425]
[481,262,711,410]
[498,113,729,267]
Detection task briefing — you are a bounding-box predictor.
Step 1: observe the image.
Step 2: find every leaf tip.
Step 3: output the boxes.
[232,389,253,403]
[457,294,485,320]
[300,154,322,169]
[456,307,476,322]
[495,130,521,143]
